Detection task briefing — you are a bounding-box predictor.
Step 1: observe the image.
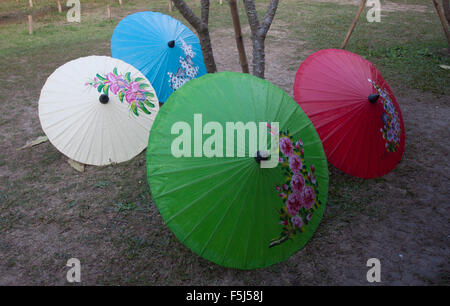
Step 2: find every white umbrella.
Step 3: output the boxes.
[39,56,159,166]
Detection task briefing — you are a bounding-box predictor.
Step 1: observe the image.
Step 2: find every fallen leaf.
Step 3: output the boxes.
[68,159,85,172]
[439,64,450,70]
[17,135,48,150]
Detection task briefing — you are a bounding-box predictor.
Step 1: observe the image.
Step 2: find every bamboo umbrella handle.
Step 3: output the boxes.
[229,0,249,73]
[341,0,367,49]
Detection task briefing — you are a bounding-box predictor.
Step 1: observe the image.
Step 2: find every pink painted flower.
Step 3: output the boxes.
[105,72,128,95]
[290,174,305,193]
[279,157,284,163]
[92,77,99,88]
[298,138,303,146]
[275,185,281,192]
[306,214,313,221]
[295,141,300,149]
[286,192,302,216]
[280,220,288,226]
[125,82,147,106]
[289,155,302,174]
[301,186,316,209]
[311,164,315,173]
[291,215,303,228]
[280,137,293,157]
[283,184,289,190]
[300,148,304,156]
[279,193,285,198]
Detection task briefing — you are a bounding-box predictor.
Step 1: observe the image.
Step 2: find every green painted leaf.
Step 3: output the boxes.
[113,67,118,75]
[97,84,105,93]
[144,99,155,108]
[134,77,144,82]
[96,74,107,81]
[131,103,139,116]
[144,91,155,97]
[139,83,150,89]
[138,102,151,114]
[125,72,132,82]
[103,85,109,95]
[118,91,124,102]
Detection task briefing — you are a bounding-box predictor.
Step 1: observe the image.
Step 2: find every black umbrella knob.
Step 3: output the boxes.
[255,151,269,164]
[99,94,109,104]
[368,94,380,104]
[168,40,175,48]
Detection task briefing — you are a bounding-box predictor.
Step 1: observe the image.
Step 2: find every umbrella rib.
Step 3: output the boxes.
[199,166,256,257]
[297,87,363,99]
[165,163,252,225]
[178,165,255,243]
[320,103,366,148]
[151,158,252,176]
[153,159,250,199]
[220,167,258,267]
[57,107,98,154]
[313,102,366,131]
[333,107,369,170]
[288,120,313,137]
[302,101,363,117]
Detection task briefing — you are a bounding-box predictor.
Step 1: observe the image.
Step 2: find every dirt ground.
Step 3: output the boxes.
[0,0,449,285]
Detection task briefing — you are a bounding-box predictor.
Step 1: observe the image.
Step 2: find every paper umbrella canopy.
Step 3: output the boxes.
[294,49,405,179]
[111,11,207,103]
[39,55,159,166]
[147,72,329,269]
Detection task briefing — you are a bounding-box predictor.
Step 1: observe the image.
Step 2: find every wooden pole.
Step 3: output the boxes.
[340,0,367,49]
[229,0,249,73]
[107,4,111,20]
[169,1,173,12]
[219,0,223,5]
[29,0,33,8]
[57,0,62,13]
[118,0,123,5]
[28,15,33,35]
[432,0,450,50]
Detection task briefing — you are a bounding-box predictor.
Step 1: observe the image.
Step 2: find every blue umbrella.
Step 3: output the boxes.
[111,11,207,103]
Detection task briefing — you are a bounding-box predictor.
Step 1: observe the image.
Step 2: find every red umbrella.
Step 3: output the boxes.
[293,49,405,179]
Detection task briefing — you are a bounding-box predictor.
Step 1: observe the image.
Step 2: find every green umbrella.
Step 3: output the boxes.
[147,72,328,269]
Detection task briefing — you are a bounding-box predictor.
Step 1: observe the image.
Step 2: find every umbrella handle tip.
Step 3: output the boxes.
[368,94,380,104]
[168,40,175,48]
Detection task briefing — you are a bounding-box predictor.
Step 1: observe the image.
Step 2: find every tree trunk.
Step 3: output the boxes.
[432,0,450,50]
[172,0,217,73]
[229,0,249,73]
[243,0,279,79]
[443,0,450,26]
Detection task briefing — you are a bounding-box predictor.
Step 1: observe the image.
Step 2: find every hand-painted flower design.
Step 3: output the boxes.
[103,73,125,95]
[291,215,303,228]
[168,39,200,91]
[368,79,401,152]
[291,174,305,193]
[286,192,302,216]
[85,68,157,116]
[289,155,302,174]
[269,128,321,248]
[301,186,316,209]
[280,137,294,157]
